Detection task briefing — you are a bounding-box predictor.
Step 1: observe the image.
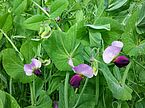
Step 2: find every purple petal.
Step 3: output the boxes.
[31,59,41,69]
[34,69,41,76]
[103,46,122,64]
[111,41,123,48]
[70,74,83,88]
[73,64,93,78]
[68,58,74,67]
[24,64,33,76]
[114,56,129,68]
[53,101,58,108]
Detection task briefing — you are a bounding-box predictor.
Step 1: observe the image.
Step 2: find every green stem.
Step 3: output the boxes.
[64,72,69,108]
[60,37,70,56]
[29,80,36,106]
[9,77,12,95]
[73,78,89,108]
[71,43,80,57]
[117,101,121,108]
[133,59,145,70]
[32,1,62,31]
[32,0,50,17]
[122,62,131,85]
[55,21,62,31]
[95,74,99,106]
[0,29,24,61]
[103,89,106,108]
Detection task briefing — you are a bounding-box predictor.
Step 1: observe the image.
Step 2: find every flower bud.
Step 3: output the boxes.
[53,101,58,108]
[70,74,83,88]
[114,56,129,68]
[34,69,41,76]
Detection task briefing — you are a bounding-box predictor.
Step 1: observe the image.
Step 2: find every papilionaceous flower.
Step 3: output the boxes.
[103,41,129,67]
[68,59,94,88]
[24,58,41,76]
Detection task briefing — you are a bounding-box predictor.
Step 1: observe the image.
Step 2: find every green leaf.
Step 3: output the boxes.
[95,17,124,32]
[0,32,2,42]
[20,40,39,63]
[50,0,69,18]
[76,10,84,23]
[89,31,102,47]
[13,0,27,15]
[70,94,96,108]
[47,77,62,95]
[125,10,138,33]
[42,24,84,71]
[121,33,136,54]
[95,0,105,18]
[86,24,110,31]
[121,102,129,108]
[128,40,145,56]
[26,90,52,108]
[122,33,145,56]
[99,62,132,100]
[69,2,82,12]
[0,99,3,108]
[103,31,121,45]
[58,83,96,108]
[113,66,122,81]
[36,90,52,108]
[139,68,145,83]
[136,2,145,34]
[107,0,128,11]
[0,13,12,32]
[2,48,34,83]
[135,99,145,108]
[23,15,46,31]
[0,90,20,108]
[35,77,44,98]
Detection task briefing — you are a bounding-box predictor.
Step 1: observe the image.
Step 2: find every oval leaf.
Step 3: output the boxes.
[2,48,34,83]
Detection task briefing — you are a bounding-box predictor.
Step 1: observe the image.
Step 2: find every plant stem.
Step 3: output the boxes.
[64,72,69,108]
[95,74,99,106]
[133,59,145,70]
[32,0,50,17]
[103,89,106,108]
[32,1,62,31]
[117,101,121,108]
[73,78,89,108]
[9,77,12,95]
[71,43,80,57]
[0,29,24,61]
[30,80,36,106]
[122,62,131,85]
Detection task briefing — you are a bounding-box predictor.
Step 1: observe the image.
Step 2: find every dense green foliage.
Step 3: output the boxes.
[0,0,145,108]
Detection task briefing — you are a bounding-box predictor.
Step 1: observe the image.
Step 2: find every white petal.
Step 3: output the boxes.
[24,64,33,76]
[103,46,121,63]
[31,59,41,68]
[73,64,93,78]
[68,58,74,67]
[111,41,123,48]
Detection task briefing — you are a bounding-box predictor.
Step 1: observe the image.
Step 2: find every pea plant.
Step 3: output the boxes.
[0,0,145,108]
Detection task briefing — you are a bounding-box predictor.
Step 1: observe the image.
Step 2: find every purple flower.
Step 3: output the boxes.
[68,58,94,78]
[103,41,123,63]
[68,58,74,68]
[70,74,83,88]
[68,58,93,88]
[73,64,93,78]
[114,56,129,68]
[53,101,58,108]
[24,59,41,76]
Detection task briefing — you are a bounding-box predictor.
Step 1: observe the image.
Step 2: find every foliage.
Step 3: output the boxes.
[0,0,145,108]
